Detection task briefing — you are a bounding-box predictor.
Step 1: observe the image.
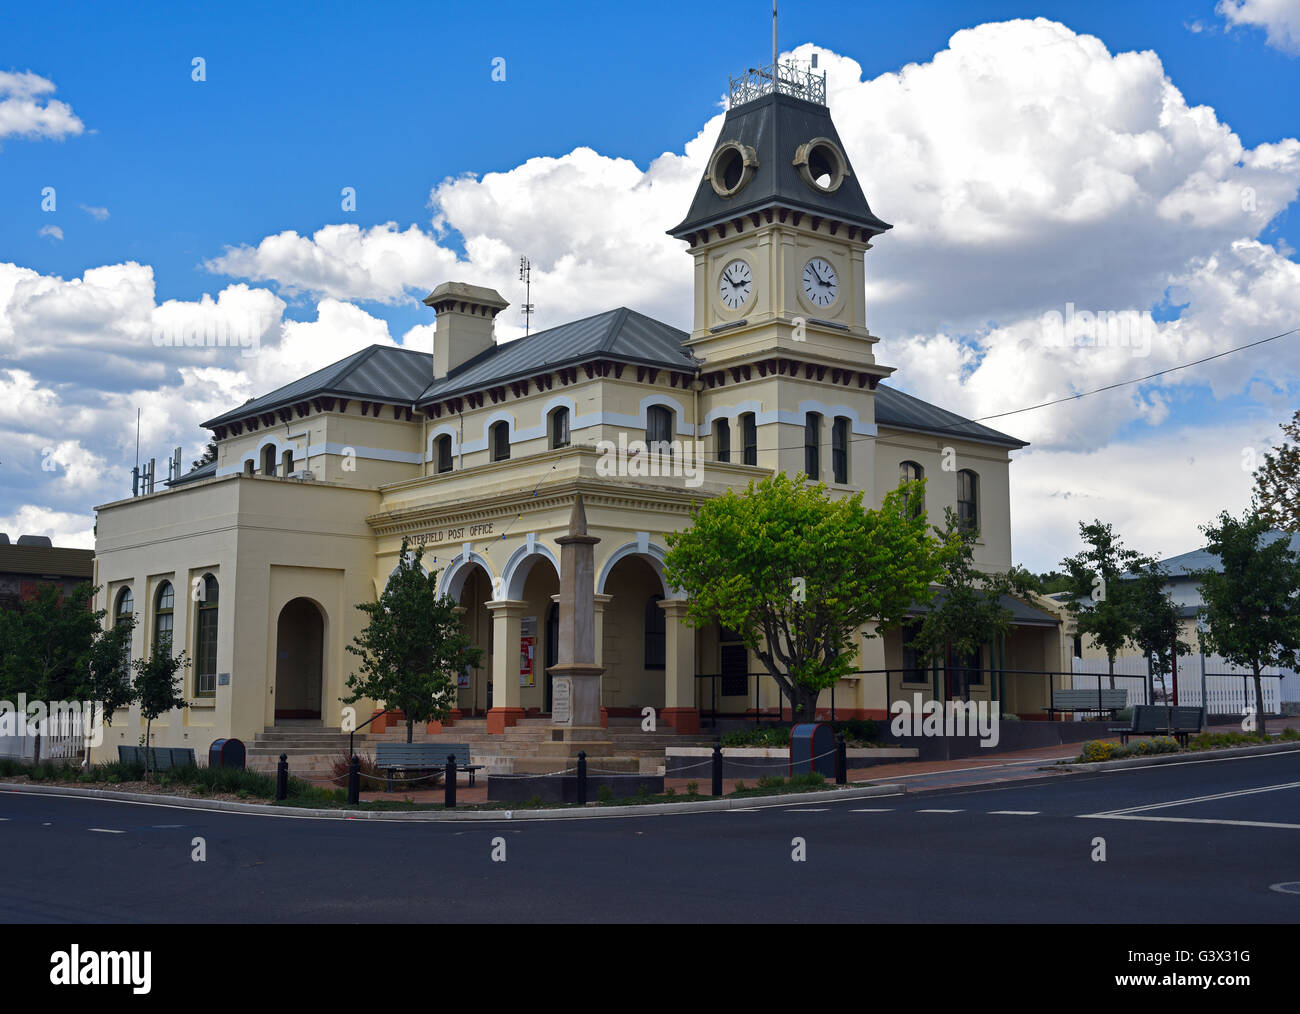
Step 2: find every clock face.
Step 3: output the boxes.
[718,259,753,310]
[802,257,839,308]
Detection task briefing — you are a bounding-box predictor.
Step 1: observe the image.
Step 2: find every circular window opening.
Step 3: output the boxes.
[795,138,848,193]
[708,142,757,198]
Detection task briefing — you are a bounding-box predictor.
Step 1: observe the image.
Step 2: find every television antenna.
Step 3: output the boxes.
[519,256,535,336]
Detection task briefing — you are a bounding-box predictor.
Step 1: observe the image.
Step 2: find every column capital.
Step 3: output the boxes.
[658,597,692,619]
[485,598,529,615]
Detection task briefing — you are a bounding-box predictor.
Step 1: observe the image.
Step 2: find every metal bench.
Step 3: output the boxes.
[374,742,483,791]
[117,745,196,770]
[1044,688,1128,720]
[1109,704,1204,747]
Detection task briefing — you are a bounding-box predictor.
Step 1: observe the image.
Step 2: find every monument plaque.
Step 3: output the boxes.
[552,676,572,725]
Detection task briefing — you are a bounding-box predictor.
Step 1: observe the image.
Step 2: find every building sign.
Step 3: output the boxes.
[552,676,571,724]
[520,616,537,687]
[411,522,495,548]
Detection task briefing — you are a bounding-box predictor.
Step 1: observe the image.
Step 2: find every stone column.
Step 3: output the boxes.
[548,495,604,730]
[660,598,700,734]
[486,599,527,734]
[858,621,889,720]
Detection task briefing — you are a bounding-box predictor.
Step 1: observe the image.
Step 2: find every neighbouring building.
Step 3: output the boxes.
[91,58,1066,761]
[0,534,93,609]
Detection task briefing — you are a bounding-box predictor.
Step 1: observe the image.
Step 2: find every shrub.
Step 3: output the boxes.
[1000,713,1020,722]
[756,775,786,789]
[598,785,614,803]
[328,752,387,790]
[685,781,699,796]
[1279,727,1299,741]
[664,787,676,798]
[834,718,878,743]
[1187,730,1270,751]
[1078,740,1121,763]
[732,781,746,792]
[788,772,826,789]
[720,726,790,748]
[1132,736,1179,756]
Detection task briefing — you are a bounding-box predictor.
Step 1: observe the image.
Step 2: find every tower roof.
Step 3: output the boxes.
[670,88,892,240]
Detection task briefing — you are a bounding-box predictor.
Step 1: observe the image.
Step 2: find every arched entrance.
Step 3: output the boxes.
[275,598,324,721]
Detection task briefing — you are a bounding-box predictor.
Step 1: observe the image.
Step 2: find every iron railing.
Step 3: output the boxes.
[728,60,826,108]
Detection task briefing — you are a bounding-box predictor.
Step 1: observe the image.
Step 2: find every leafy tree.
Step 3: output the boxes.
[1060,521,1145,688]
[191,439,219,471]
[131,645,189,780]
[1189,508,1300,737]
[908,509,1039,704]
[663,473,948,722]
[1251,410,1300,531]
[1125,560,1190,708]
[82,612,137,766]
[1032,571,1075,595]
[343,538,484,743]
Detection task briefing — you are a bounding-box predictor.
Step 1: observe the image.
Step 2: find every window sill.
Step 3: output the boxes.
[187,698,217,710]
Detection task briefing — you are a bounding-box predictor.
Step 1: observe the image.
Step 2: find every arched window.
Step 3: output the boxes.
[899,460,925,518]
[154,581,174,653]
[804,412,821,479]
[261,445,276,477]
[194,574,219,697]
[115,587,134,679]
[281,449,294,476]
[957,469,979,533]
[644,594,665,669]
[832,416,850,484]
[741,413,757,466]
[714,419,731,463]
[490,421,510,462]
[549,407,570,449]
[435,434,453,473]
[646,405,673,448]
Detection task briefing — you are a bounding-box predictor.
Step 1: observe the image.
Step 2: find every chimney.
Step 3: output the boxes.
[422,282,510,380]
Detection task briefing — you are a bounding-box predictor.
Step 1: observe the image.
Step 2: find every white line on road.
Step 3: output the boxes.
[1079,813,1300,831]
[851,808,894,812]
[786,807,829,812]
[1093,780,1300,817]
[917,808,964,813]
[988,810,1040,815]
[87,828,125,834]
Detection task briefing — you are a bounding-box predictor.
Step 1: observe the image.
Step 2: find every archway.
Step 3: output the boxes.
[456,564,494,716]
[275,598,324,721]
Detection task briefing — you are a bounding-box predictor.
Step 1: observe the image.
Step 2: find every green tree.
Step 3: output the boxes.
[82,612,138,767]
[1060,521,1145,689]
[191,439,219,471]
[1125,560,1190,708]
[1189,508,1300,737]
[1251,410,1300,531]
[131,645,189,780]
[908,509,1039,706]
[342,538,484,743]
[663,473,948,722]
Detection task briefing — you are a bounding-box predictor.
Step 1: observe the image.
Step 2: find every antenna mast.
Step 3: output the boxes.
[519,256,535,336]
[772,0,778,69]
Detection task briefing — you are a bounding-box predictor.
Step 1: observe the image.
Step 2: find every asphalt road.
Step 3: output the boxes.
[2,750,1299,922]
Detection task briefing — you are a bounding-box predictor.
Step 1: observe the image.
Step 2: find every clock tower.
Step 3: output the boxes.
[669,59,894,485]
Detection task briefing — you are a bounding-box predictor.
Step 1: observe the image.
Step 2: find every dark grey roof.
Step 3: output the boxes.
[0,544,94,580]
[166,459,218,487]
[670,91,891,238]
[907,590,1060,627]
[202,345,434,428]
[417,307,694,402]
[1156,531,1300,577]
[874,384,1027,449]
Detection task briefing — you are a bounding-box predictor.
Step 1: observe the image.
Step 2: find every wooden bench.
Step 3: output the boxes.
[117,745,196,770]
[374,742,483,791]
[1044,688,1128,720]
[1109,704,1204,747]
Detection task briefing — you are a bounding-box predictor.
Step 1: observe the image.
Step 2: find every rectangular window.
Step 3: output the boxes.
[492,423,510,462]
[901,621,926,683]
[742,413,757,466]
[714,419,730,463]
[832,417,849,484]
[804,412,821,479]
[437,437,453,474]
[195,608,218,695]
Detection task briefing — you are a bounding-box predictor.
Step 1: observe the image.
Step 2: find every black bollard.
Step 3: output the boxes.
[275,753,288,801]
[712,737,723,797]
[835,732,847,785]
[577,750,588,805]
[347,754,360,804]
[445,754,457,808]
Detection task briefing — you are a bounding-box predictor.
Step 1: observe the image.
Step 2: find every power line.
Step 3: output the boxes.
[972,327,1300,422]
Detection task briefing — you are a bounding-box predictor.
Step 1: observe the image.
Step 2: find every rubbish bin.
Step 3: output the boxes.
[789,722,835,778]
[208,738,246,769]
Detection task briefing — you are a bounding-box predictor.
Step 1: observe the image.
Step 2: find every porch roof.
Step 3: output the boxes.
[906,590,1061,628]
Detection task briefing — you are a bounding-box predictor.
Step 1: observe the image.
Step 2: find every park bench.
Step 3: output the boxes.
[117,745,196,771]
[374,742,482,791]
[1044,688,1128,720]
[1109,704,1205,747]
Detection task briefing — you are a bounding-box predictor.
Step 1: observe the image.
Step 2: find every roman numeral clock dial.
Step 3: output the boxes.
[718,259,752,310]
[802,257,838,308]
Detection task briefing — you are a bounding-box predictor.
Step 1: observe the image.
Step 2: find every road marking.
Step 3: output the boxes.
[728,808,760,812]
[1092,780,1300,816]
[1079,814,1300,831]
[988,810,1040,815]
[851,808,894,812]
[917,808,963,813]
[87,828,125,834]
[785,807,829,812]
[1270,882,1300,895]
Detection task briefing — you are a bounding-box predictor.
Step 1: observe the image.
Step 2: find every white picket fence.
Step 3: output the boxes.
[0,711,88,763]
[1071,654,1281,716]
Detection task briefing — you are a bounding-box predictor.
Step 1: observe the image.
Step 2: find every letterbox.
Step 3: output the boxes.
[208,738,246,769]
[789,722,835,778]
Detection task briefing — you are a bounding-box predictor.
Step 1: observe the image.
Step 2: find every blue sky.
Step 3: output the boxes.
[2,0,1299,568]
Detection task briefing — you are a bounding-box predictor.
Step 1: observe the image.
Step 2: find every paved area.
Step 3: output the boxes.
[4,748,1298,922]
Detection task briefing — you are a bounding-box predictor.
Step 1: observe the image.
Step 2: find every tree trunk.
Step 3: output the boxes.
[406,718,414,744]
[145,719,152,782]
[1253,663,1267,738]
[83,702,96,770]
[1107,653,1115,691]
